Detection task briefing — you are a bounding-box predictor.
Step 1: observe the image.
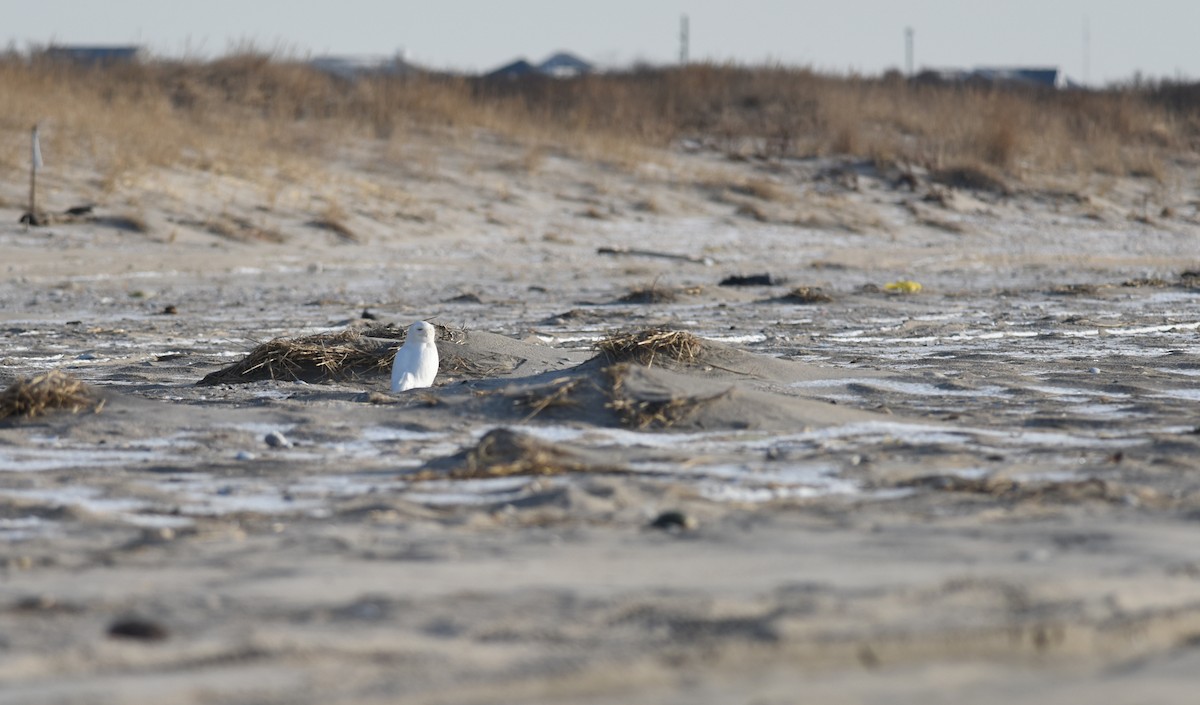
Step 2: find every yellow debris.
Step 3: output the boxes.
[884,280,923,294]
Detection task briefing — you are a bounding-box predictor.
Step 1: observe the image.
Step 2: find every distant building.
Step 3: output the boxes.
[970,67,1070,89]
[537,52,593,78]
[43,45,143,65]
[484,52,594,79]
[485,58,537,79]
[914,66,1074,89]
[310,52,416,79]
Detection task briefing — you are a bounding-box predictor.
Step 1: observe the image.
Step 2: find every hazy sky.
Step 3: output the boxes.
[7,0,1199,85]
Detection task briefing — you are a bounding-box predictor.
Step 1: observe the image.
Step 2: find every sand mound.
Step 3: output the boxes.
[198,325,896,432]
[594,328,883,384]
[603,362,884,431]
[464,330,897,431]
[200,326,590,386]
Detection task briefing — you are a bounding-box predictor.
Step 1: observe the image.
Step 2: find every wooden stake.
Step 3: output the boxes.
[28,124,41,221]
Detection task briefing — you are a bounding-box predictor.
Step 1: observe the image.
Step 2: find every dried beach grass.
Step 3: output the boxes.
[0,371,104,420]
[780,286,833,303]
[513,377,587,421]
[2,54,1194,195]
[204,214,286,244]
[307,217,360,243]
[604,363,730,430]
[930,164,1009,194]
[595,328,703,368]
[893,474,1165,507]
[406,428,612,481]
[440,352,507,379]
[200,324,498,385]
[198,330,390,385]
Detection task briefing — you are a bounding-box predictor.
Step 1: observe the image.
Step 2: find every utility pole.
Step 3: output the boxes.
[680,14,689,65]
[905,27,914,76]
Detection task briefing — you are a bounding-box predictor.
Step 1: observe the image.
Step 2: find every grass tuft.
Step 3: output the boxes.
[0,371,104,420]
[198,331,392,385]
[595,329,703,368]
[603,363,731,430]
[406,428,615,481]
[780,286,833,303]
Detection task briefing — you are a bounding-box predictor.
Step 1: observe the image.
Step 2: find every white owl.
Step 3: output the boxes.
[390,321,439,392]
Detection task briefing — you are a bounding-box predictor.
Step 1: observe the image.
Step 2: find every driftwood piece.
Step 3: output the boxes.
[597,246,713,266]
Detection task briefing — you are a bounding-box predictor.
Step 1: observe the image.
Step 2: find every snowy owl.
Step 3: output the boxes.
[390,321,439,392]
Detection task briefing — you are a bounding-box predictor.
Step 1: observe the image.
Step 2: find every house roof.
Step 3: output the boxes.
[44,45,143,64]
[914,66,1069,89]
[972,67,1062,88]
[485,58,536,79]
[537,52,593,76]
[484,52,594,79]
[310,54,416,79]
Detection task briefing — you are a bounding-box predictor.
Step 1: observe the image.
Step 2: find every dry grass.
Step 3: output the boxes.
[735,202,769,222]
[3,54,1198,194]
[1121,276,1170,288]
[893,474,1164,507]
[513,377,587,421]
[203,214,286,243]
[929,164,1009,193]
[439,352,507,379]
[729,177,787,201]
[306,216,359,243]
[595,329,703,367]
[198,330,391,385]
[0,371,104,420]
[604,363,731,430]
[779,286,833,303]
[406,428,613,481]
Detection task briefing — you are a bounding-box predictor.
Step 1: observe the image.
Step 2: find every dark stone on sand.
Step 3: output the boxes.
[108,617,168,641]
[720,273,780,287]
[1048,283,1104,296]
[445,292,484,304]
[361,308,378,320]
[161,304,178,315]
[649,510,696,531]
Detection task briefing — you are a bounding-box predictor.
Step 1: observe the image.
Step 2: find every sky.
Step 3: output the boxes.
[6,0,1200,85]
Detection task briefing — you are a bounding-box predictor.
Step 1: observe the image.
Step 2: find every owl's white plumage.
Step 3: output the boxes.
[390,321,439,392]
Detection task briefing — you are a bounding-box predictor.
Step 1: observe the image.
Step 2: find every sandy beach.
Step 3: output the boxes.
[4,121,1200,704]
